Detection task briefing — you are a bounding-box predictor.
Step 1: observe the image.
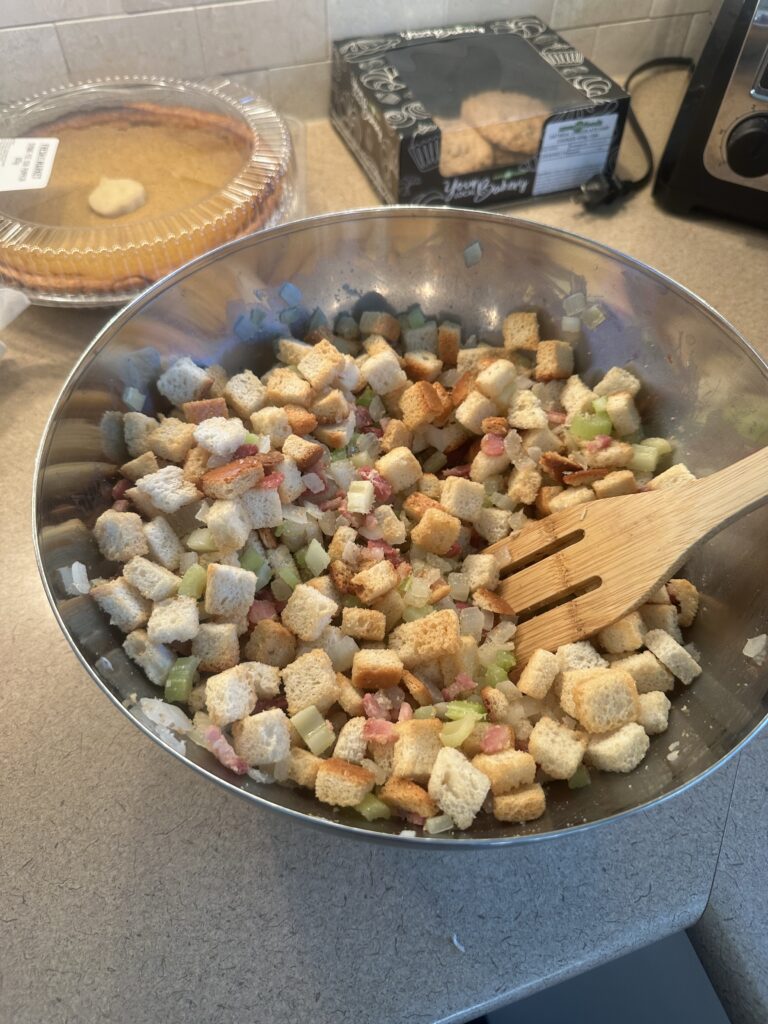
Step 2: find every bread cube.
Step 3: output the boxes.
[470,450,510,484]
[182,396,229,425]
[399,381,443,430]
[476,359,517,405]
[341,607,386,642]
[388,609,460,668]
[157,356,211,406]
[557,641,607,673]
[265,367,313,408]
[315,758,375,807]
[608,650,674,694]
[637,691,671,735]
[548,487,595,514]
[244,619,296,668]
[277,337,312,365]
[123,556,180,601]
[372,588,406,633]
[336,671,365,717]
[288,747,324,789]
[644,629,701,684]
[475,507,512,545]
[147,594,199,644]
[375,446,422,492]
[403,351,443,383]
[507,464,542,506]
[193,416,247,460]
[456,390,498,434]
[351,649,403,690]
[440,476,485,521]
[204,563,256,618]
[123,628,174,686]
[597,611,647,654]
[410,507,461,556]
[93,509,148,562]
[437,321,461,366]
[528,717,587,779]
[472,748,536,795]
[492,784,546,822]
[314,411,355,449]
[297,339,344,390]
[143,517,184,571]
[508,390,548,430]
[518,648,559,699]
[391,719,443,784]
[573,668,639,733]
[379,777,438,818]
[206,498,251,551]
[427,747,490,829]
[362,347,408,395]
[241,488,283,530]
[120,451,160,483]
[462,553,499,593]
[646,464,696,491]
[639,603,682,643]
[232,708,291,765]
[333,716,368,764]
[502,312,539,352]
[281,583,338,642]
[592,470,637,499]
[281,434,323,472]
[351,559,398,604]
[90,577,150,633]
[205,665,258,726]
[535,341,574,382]
[593,366,641,398]
[379,418,413,455]
[605,391,641,437]
[557,668,602,718]
[667,578,699,628]
[124,412,158,457]
[147,418,196,463]
[192,622,241,673]
[249,406,290,449]
[282,649,339,715]
[359,312,401,342]
[560,375,596,416]
[586,722,649,773]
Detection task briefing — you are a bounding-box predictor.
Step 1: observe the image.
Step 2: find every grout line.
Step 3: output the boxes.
[53,21,74,78]
[699,750,742,918]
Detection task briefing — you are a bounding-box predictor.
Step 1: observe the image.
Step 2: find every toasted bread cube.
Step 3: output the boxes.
[362,347,408,395]
[371,588,406,633]
[297,340,344,390]
[605,391,641,437]
[440,476,485,521]
[379,418,413,455]
[205,665,258,726]
[503,312,539,352]
[328,525,358,563]
[594,366,641,398]
[667,578,699,627]
[182,446,209,486]
[573,669,639,733]
[123,556,180,602]
[493,784,546,822]
[232,708,290,765]
[427,746,490,829]
[644,629,701,685]
[592,470,637,499]
[147,594,199,644]
[341,607,386,642]
[351,649,403,690]
[333,716,368,764]
[548,487,595,514]
[221,369,265,419]
[508,391,548,430]
[314,412,355,450]
[475,507,512,545]
[482,415,510,436]
[470,450,510,484]
[281,583,338,642]
[90,577,150,633]
[287,747,323,789]
[646,463,696,491]
[351,559,399,604]
[145,417,195,463]
[403,351,443,383]
[586,722,649,773]
[410,507,461,556]
[557,668,602,717]
[535,340,574,382]
[206,498,251,552]
[390,718,442,784]
[307,576,340,605]
[359,311,400,342]
[314,388,350,425]
[277,337,312,365]
[437,321,461,366]
[582,441,634,470]
[455,390,498,435]
[375,446,422,492]
[94,509,149,562]
[280,434,323,473]
[637,691,671,735]
[265,367,313,408]
[476,359,517,405]
[639,603,682,643]
[608,650,674,694]
[143,517,184,571]
[597,611,647,654]
[283,405,317,435]
[241,488,283,530]
[315,758,375,807]
[507,464,542,506]
[518,648,559,699]
[419,473,442,500]
[123,412,157,458]
[379,777,438,818]
[400,669,434,707]
[561,375,596,416]
[373,505,407,546]
[120,450,160,482]
[557,641,607,673]
[244,619,296,668]
[200,455,264,500]
[462,553,499,593]
[157,356,211,406]
[388,609,460,668]
[536,485,563,516]
[204,563,256,618]
[335,671,364,717]
[472,748,536,795]
[249,406,291,448]
[192,622,240,672]
[123,628,174,685]
[282,649,339,715]
[400,381,443,429]
[528,717,587,779]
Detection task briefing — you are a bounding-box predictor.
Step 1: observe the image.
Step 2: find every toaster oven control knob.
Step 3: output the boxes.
[726,116,768,178]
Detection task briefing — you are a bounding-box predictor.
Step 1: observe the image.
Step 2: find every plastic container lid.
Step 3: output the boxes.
[0,76,295,307]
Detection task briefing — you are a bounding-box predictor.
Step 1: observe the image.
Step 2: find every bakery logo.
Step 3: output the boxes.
[350,76,385,144]
[359,62,407,104]
[443,173,528,204]
[408,130,440,171]
[494,17,545,39]
[339,37,401,63]
[402,24,483,41]
[541,42,583,67]
[561,71,613,98]
[384,100,430,129]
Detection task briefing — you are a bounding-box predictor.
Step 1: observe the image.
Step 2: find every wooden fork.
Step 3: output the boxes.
[485,447,768,666]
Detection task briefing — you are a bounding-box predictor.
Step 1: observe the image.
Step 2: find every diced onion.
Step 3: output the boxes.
[743,634,768,663]
[405,577,431,607]
[342,539,358,564]
[302,473,324,494]
[305,538,330,576]
[282,506,309,523]
[563,291,586,315]
[459,606,485,641]
[122,386,145,411]
[139,698,193,734]
[425,813,454,834]
[70,561,90,594]
[448,572,470,602]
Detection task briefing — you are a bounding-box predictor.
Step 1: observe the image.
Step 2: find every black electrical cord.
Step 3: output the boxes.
[577,56,695,209]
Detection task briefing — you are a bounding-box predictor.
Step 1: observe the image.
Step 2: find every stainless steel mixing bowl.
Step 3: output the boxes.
[34,207,768,845]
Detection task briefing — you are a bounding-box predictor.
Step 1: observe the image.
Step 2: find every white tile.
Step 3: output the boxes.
[197,0,327,75]
[560,25,597,59]
[591,15,691,79]
[121,0,233,10]
[651,0,711,14]
[327,0,444,39]
[551,0,652,30]
[0,1,122,29]
[0,24,69,99]
[441,0,554,25]
[684,10,712,58]
[267,60,331,119]
[57,9,205,79]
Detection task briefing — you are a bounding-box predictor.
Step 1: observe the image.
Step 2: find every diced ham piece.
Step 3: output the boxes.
[260,472,284,489]
[319,495,345,512]
[480,724,509,754]
[232,444,262,459]
[441,464,471,478]
[397,702,414,722]
[585,434,613,453]
[480,433,505,457]
[362,693,390,720]
[367,539,404,566]
[357,467,393,502]
[112,478,131,500]
[442,672,476,701]
[204,725,248,775]
[446,542,461,558]
[354,405,374,430]
[547,410,567,426]
[112,499,131,512]
[363,718,398,743]
[248,600,277,623]
[405,813,426,827]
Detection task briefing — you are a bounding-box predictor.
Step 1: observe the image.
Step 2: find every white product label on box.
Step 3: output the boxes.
[532,114,617,196]
[0,137,59,191]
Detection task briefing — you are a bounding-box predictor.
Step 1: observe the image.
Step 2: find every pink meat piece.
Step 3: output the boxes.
[442,672,476,701]
[585,434,613,453]
[203,725,249,775]
[112,499,131,512]
[362,693,389,720]
[397,702,414,722]
[357,467,393,502]
[248,600,277,623]
[367,539,404,566]
[441,464,471,478]
[354,405,374,430]
[232,443,262,459]
[547,410,567,426]
[112,478,131,500]
[363,718,398,743]
[405,813,426,827]
[260,472,284,490]
[480,724,509,754]
[480,433,505,456]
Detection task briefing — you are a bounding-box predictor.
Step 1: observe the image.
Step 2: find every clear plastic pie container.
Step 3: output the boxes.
[0,76,295,307]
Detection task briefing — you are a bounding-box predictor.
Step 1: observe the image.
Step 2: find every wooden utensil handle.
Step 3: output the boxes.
[668,446,768,542]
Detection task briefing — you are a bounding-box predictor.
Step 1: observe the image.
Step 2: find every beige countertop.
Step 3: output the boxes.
[1,70,766,1024]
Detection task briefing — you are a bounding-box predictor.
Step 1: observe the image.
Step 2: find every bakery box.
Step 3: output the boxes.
[330,16,629,207]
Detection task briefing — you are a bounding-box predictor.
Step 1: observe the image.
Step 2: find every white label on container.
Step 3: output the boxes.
[532,114,617,196]
[0,137,59,191]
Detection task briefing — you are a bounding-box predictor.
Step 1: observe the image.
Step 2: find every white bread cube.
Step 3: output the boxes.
[341,607,386,642]
[410,507,461,555]
[143,517,184,571]
[528,717,587,779]
[205,665,258,727]
[287,747,323,789]
[597,611,646,654]
[560,375,596,416]
[244,619,297,669]
[250,406,291,448]
[470,449,510,483]
[605,391,641,437]
[667,578,699,627]
[535,340,574,382]
[441,476,485,521]
[125,486,161,519]
[265,367,313,408]
[281,583,338,642]
[315,758,375,807]
[462,553,499,593]
[592,470,637,499]
[362,348,408,395]
[157,357,211,406]
[192,622,240,672]
[549,487,595,514]
[297,340,344,390]
[241,488,283,529]
[508,390,548,430]
[455,390,498,434]
[277,458,304,503]
[282,649,339,715]
[392,719,443,783]
[94,509,148,562]
[419,473,442,500]
[123,412,157,457]
[637,691,671,735]
[403,350,442,382]
[147,594,199,644]
[388,609,460,668]
[282,434,324,472]
[472,748,536,795]
[573,669,639,733]
[314,389,350,424]
[473,507,510,546]
[586,722,649,773]
[593,366,641,398]
[379,418,412,454]
[277,337,312,365]
[147,418,196,463]
[123,628,174,686]
[375,446,422,492]
[557,641,607,673]
[493,784,546,822]
[373,505,407,546]
[639,603,682,643]
[204,563,256,618]
[136,466,201,514]
[351,649,403,689]
[507,464,542,505]
[232,708,290,765]
[351,560,398,605]
[123,556,180,601]
[644,629,701,684]
[206,364,228,398]
[90,577,150,633]
[558,668,602,718]
[503,311,539,352]
[193,416,247,459]
[608,650,674,693]
[314,411,356,450]
[206,498,251,551]
[456,345,509,372]
[223,369,266,419]
[428,746,490,830]
[333,716,368,764]
[440,636,480,689]
[476,359,517,404]
[646,464,696,491]
[518,648,559,699]
[583,441,634,469]
[121,450,160,483]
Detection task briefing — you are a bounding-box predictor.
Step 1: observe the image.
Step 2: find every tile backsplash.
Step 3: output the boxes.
[0,0,721,117]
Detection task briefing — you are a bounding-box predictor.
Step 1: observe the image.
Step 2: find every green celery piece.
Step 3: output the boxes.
[239,548,265,573]
[164,656,199,704]
[357,386,374,408]
[440,716,476,747]
[330,446,349,462]
[278,565,300,590]
[444,700,486,721]
[592,396,608,414]
[244,432,259,445]
[496,651,517,671]
[413,706,438,719]
[294,546,308,571]
[178,563,207,598]
[569,412,613,441]
[355,794,391,821]
[568,765,591,789]
[483,663,508,687]
[253,561,273,592]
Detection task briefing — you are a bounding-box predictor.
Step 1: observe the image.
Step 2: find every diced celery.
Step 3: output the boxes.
[185,527,217,553]
[422,451,447,474]
[643,437,673,456]
[357,385,375,408]
[330,446,349,462]
[351,451,374,469]
[178,563,207,599]
[253,561,273,592]
[294,546,308,571]
[440,716,477,747]
[239,548,266,573]
[164,656,199,704]
[406,303,427,328]
[413,706,437,719]
[402,605,432,622]
[592,396,608,414]
[342,594,363,608]
[292,705,325,738]
[424,813,454,835]
[270,577,293,602]
[355,794,392,821]
[629,444,659,474]
[444,700,486,721]
[244,432,259,445]
[305,538,331,576]
[273,525,283,537]
[278,565,300,590]
[497,651,517,671]
[568,764,591,789]
[305,722,335,756]
[569,412,613,440]
[483,663,508,687]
